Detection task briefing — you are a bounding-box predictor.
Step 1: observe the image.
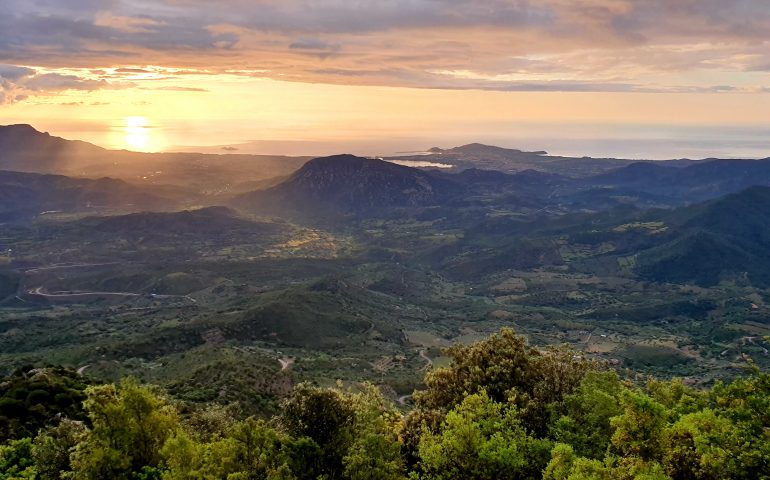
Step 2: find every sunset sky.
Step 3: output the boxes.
[1,0,769,158]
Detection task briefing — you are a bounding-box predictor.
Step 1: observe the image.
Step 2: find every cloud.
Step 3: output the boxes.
[94,12,166,33]
[0,1,769,93]
[0,64,35,81]
[0,67,134,104]
[24,73,110,91]
[115,67,152,73]
[153,85,209,92]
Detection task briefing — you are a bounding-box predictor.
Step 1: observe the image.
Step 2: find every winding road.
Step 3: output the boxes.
[25,262,121,274]
[419,349,433,370]
[26,286,192,301]
[28,286,141,298]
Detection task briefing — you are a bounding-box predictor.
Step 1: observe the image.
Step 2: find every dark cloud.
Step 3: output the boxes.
[289,38,340,59]
[0,64,36,80]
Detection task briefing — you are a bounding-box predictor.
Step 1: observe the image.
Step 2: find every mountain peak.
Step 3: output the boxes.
[302,154,369,167]
[233,153,454,216]
[0,124,106,174]
[0,124,46,136]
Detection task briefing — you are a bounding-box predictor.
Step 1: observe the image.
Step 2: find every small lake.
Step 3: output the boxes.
[386,160,454,169]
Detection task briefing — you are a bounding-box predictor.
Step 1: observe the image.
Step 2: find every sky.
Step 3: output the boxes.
[0,0,769,158]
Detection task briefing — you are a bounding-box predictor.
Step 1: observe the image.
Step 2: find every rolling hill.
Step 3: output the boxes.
[583,158,770,204]
[0,170,176,221]
[560,186,770,286]
[88,206,275,236]
[635,186,770,286]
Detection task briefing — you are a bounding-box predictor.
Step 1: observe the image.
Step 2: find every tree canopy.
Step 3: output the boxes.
[1,329,768,479]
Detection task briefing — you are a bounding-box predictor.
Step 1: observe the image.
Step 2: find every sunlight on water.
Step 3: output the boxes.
[124,116,150,151]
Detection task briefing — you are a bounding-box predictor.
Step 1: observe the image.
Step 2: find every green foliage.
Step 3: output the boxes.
[161,418,293,480]
[32,418,86,480]
[0,437,36,479]
[0,331,769,480]
[160,382,404,480]
[543,444,611,480]
[610,390,668,461]
[0,367,88,441]
[550,371,624,459]
[227,417,284,478]
[707,372,770,479]
[279,383,355,479]
[69,378,180,479]
[544,371,770,480]
[418,390,551,480]
[662,409,736,480]
[343,385,404,480]
[414,328,599,436]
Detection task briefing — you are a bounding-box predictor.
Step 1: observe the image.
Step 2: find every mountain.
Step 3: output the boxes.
[0,170,176,222]
[0,124,106,173]
[0,124,310,192]
[637,186,770,286]
[388,143,699,177]
[446,143,549,157]
[582,158,770,204]
[575,186,770,286]
[232,154,457,216]
[586,162,679,186]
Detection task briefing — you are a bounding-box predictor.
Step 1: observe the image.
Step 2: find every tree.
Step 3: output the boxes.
[69,379,179,479]
[551,371,625,459]
[610,390,668,462]
[414,329,598,436]
[418,390,551,480]
[0,367,87,442]
[343,385,404,480]
[279,384,354,479]
[32,418,86,480]
[227,417,284,479]
[280,437,322,480]
[0,437,36,480]
[662,409,734,480]
[543,444,611,480]
[707,372,770,479]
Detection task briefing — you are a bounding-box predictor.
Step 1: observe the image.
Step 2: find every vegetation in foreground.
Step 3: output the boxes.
[1,329,768,480]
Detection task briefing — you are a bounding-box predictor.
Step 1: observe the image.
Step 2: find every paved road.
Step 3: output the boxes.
[27,286,189,300]
[25,262,121,274]
[28,286,140,298]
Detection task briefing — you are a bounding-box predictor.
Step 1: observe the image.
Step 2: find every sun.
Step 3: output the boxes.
[124,116,150,151]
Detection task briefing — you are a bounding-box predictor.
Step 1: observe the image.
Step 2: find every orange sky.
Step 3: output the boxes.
[1,1,769,158]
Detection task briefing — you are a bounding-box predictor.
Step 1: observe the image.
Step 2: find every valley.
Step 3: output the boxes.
[2,128,769,415]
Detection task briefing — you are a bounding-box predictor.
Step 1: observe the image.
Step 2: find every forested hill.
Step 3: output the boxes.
[1,329,767,479]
